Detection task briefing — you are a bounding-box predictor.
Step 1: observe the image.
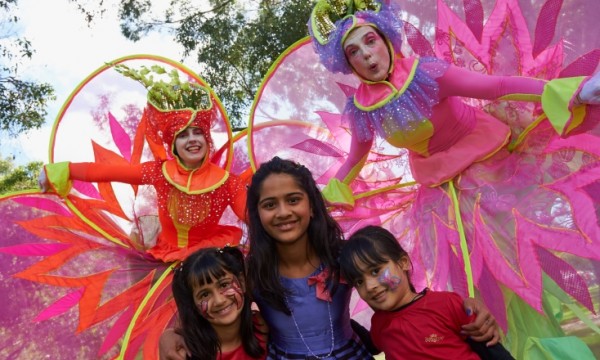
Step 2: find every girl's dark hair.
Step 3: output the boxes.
[172,246,264,359]
[246,156,344,314]
[340,225,415,292]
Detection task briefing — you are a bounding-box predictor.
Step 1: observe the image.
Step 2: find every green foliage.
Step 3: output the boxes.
[114,63,212,110]
[0,0,56,136]
[0,155,42,193]
[0,0,18,9]
[70,0,312,129]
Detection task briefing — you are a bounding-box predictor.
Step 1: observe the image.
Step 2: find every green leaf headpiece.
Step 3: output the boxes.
[310,0,381,45]
[113,63,213,111]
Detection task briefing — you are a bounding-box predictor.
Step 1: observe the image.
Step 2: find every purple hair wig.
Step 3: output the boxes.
[308,2,404,74]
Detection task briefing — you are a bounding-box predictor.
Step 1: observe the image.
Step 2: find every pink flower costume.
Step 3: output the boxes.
[248,0,600,358]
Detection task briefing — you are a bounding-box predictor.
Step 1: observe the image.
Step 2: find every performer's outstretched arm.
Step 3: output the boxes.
[39,161,148,196]
[322,134,373,208]
[438,65,546,101]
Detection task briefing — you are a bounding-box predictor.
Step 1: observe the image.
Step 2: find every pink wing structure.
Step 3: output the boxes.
[0,55,242,359]
[249,0,600,357]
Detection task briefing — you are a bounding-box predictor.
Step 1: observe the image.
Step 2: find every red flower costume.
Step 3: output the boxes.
[0,56,250,359]
[43,100,248,262]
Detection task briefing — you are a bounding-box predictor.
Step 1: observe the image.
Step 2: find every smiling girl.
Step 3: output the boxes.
[171,245,267,360]
[245,156,373,359]
[340,225,514,360]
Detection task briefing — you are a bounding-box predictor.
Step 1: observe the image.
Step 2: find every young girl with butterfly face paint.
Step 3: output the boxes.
[170,246,267,360]
[340,225,514,360]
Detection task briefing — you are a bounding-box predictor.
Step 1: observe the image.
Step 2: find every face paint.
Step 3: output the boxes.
[219,276,244,310]
[199,300,211,319]
[378,267,401,290]
[196,275,244,320]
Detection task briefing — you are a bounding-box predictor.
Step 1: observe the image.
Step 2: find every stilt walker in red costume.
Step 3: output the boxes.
[0,56,250,359]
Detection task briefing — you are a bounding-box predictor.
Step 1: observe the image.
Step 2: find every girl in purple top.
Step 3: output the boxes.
[245,157,498,359]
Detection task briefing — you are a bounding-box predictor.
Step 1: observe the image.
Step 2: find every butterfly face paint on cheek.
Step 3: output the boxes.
[378,267,401,290]
[200,300,211,319]
[219,276,244,310]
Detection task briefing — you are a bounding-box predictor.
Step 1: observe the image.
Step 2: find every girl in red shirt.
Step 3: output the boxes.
[340,225,514,360]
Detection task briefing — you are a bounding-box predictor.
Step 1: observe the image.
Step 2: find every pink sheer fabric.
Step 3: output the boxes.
[249,0,600,357]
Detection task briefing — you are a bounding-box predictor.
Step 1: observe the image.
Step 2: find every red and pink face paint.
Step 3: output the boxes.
[198,276,244,319]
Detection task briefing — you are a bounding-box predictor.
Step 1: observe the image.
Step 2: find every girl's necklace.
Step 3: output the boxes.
[284,274,335,359]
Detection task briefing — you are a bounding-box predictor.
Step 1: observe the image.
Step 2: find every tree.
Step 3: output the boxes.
[0,155,41,193]
[0,0,55,136]
[69,0,312,129]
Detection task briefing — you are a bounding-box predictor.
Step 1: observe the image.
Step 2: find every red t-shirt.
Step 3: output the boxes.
[219,312,267,360]
[370,289,479,360]
[219,341,266,360]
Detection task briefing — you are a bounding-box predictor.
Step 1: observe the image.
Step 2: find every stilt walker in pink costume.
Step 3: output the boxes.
[247,0,600,358]
[0,56,251,359]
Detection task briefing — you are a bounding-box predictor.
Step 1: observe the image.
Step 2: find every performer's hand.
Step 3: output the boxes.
[577,71,600,105]
[38,168,49,193]
[322,178,355,210]
[461,298,500,346]
[159,328,189,360]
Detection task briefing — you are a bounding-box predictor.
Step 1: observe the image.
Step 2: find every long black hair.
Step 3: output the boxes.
[171,246,264,359]
[246,156,344,314]
[340,225,415,293]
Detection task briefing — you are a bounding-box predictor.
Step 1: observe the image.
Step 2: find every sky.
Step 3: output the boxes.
[3,0,193,165]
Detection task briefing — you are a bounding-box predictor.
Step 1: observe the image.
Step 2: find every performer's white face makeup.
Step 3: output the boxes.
[343,26,391,82]
[174,126,208,169]
[193,272,244,327]
[352,256,417,311]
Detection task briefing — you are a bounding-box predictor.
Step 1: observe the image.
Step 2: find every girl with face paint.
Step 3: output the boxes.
[171,246,267,360]
[340,225,514,360]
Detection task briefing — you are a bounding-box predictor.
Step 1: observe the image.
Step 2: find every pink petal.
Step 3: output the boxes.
[536,247,595,313]
[291,139,344,158]
[559,49,600,77]
[98,306,134,356]
[532,0,562,58]
[351,298,370,316]
[403,22,434,57]
[35,288,84,321]
[72,180,102,199]
[0,243,70,256]
[336,82,357,97]
[463,0,484,41]
[109,112,132,161]
[13,196,72,216]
